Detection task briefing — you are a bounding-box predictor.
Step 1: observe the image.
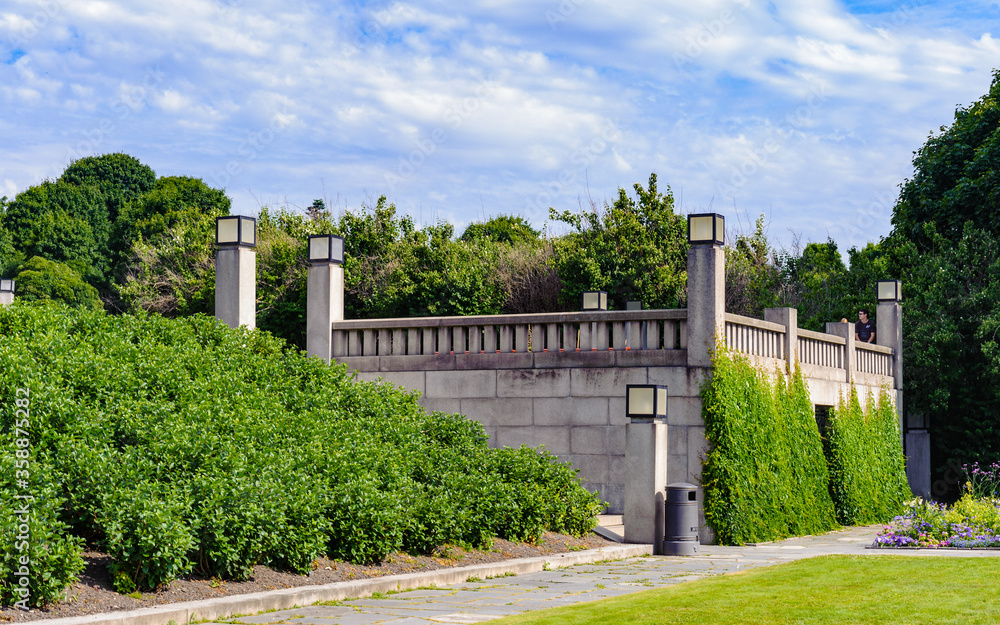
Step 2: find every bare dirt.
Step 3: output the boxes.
[1,531,616,622]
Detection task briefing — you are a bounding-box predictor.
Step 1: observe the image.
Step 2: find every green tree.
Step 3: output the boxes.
[60,153,156,223]
[14,256,103,309]
[892,69,1000,246]
[460,214,540,245]
[2,181,109,282]
[725,216,786,318]
[549,173,687,310]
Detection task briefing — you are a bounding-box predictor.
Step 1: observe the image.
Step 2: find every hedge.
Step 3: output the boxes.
[0,302,603,606]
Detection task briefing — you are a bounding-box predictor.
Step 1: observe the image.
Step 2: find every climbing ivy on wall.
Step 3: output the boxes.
[702,347,911,544]
[701,348,837,545]
[825,387,911,525]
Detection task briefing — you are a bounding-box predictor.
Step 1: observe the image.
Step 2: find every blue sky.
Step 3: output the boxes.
[1,0,998,254]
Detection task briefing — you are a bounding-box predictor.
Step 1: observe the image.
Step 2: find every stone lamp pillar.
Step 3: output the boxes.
[215,216,257,329]
[306,235,345,361]
[0,279,14,307]
[686,213,726,369]
[624,384,668,553]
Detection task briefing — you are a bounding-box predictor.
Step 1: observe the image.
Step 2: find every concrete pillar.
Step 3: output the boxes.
[624,420,667,553]
[0,292,12,307]
[215,246,256,329]
[877,301,903,391]
[306,262,345,361]
[686,244,725,369]
[827,322,855,384]
[905,429,931,500]
[765,307,797,371]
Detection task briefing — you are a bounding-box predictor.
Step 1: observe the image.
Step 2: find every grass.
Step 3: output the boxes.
[494,555,1000,625]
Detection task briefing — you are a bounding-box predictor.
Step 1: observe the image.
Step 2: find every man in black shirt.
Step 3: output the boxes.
[855,309,875,343]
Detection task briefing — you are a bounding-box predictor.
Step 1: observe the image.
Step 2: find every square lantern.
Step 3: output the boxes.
[308,235,345,264]
[582,291,608,311]
[687,213,725,246]
[626,384,668,421]
[877,280,902,302]
[0,279,13,293]
[216,216,257,247]
[626,300,642,311]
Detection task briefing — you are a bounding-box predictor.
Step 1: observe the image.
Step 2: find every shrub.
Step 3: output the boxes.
[0,302,602,605]
[825,387,910,525]
[701,347,837,544]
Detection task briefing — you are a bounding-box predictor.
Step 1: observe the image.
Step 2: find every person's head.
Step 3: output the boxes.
[840,317,848,323]
[858,309,869,321]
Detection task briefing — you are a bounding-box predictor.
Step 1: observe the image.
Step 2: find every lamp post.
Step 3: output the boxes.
[306,235,346,361]
[877,280,902,303]
[623,384,668,553]
[215,215,257,329]
[686,213,725,369]
[0,279,14,307]
[581,291,608,310]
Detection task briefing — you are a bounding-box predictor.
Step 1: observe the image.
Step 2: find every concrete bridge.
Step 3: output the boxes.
[200,213,915,549]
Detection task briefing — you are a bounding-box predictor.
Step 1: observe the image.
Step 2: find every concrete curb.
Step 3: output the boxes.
[33,544,653,625]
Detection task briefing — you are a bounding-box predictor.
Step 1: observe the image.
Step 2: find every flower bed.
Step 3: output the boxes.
[873,495,1000,548]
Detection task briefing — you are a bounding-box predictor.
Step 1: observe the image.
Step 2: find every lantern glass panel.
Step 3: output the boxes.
[309,236,329,261]
[715,215,725,244]
[656,387,668,416]
[217,217,239,244]
[626,300,642,310]
[583,292,600,310]
[331,236,344,263]
[0,279,13,292]
[629,386,654,416]
[240,218,256,246]
[689,215,714,242]
[599,292,608,310]
[878,280,899,301]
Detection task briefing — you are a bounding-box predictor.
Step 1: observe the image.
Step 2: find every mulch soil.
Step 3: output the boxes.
[1,531,616,622]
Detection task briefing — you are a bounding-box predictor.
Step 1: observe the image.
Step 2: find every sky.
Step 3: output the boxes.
[1,0,998,255]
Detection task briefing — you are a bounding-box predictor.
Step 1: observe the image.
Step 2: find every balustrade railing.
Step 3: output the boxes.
[797,329,845,369]
[856,342,893,377]
[724,314,785,360]
[331,309,688,358]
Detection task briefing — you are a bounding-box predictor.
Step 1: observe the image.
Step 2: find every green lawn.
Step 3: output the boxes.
[496,555,1000,625]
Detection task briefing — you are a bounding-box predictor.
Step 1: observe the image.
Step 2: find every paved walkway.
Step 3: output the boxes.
[194,525,998,625]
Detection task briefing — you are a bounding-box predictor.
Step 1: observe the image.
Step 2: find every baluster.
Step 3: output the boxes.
[546,323,559,352]
[422,327,435,355]
[363,329,376,356]
[679,319,688,349]
[451,326,464,353]
[595,320,609,351]
[377,329,392,356]
[562,322,576,351]
[628,320,642,350]
[513,325,527,352]
[483,324,497,352]
[438,326,452,354]
[499,325,513,353]
[579,321,592,351]
[612,321,627,350]
[391,329,404,355]
[469,325,482,353]
[348,330,361,356]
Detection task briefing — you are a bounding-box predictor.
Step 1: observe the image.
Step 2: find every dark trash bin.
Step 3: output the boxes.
[663,482,699,555]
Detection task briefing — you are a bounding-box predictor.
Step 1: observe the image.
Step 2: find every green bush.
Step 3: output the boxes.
[701,348,837,544]
[0,455,85,608]
[0,302,601,605]
[825,387,910,525]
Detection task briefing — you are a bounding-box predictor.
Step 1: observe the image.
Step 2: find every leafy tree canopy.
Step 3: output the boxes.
[14,256,103,309]
[460,214,540,245]
[893,69,1000,245]
[60,153,156,223]
[549,173,687,310]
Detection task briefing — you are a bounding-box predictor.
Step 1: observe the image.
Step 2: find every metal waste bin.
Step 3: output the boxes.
[663,482,699,555]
